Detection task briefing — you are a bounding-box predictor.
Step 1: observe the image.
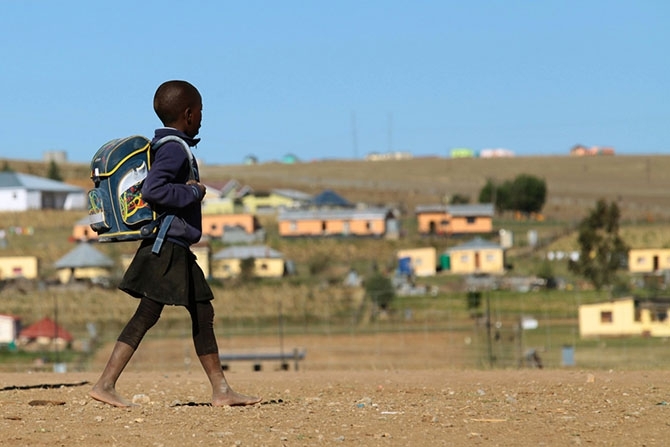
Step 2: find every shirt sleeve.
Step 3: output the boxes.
[141,142,202,208]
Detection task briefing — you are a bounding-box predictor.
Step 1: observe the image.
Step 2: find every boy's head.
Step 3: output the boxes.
[153,80,202,137]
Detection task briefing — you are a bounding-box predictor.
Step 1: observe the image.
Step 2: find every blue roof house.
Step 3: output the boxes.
[0,172,86,211]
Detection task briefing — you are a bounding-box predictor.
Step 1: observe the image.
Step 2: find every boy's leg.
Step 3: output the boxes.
[189,301,262,406]
[90,298,163,407]
[89,341,136,407]
[198,352,263,406]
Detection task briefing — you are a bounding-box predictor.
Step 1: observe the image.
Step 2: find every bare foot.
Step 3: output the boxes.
[89,384,137,408]
[212,387,262,407]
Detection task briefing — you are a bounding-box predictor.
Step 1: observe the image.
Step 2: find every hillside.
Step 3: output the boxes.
[6,153,669,222]
[3,155,670,371]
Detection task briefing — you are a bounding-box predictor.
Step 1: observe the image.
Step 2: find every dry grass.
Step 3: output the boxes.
[6,153,670,222]
[202,154,670,222]
[2,154,670,371]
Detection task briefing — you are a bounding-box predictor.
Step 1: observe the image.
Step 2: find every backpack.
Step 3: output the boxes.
[87,135,195,250]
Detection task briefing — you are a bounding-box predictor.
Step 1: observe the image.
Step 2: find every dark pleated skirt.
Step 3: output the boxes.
[119,240,214,306]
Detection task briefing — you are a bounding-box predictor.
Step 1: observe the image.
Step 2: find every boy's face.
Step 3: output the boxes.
[185,98,203,138]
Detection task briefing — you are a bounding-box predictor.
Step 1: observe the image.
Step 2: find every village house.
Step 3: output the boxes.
[579,297,670,338]
[201,213,261,238]
[0,172,86,211]
[277,208,399,239]
[443,237,504,275]
[71,216,97,241]
[73,212,262,241]
[0,256,39,280]
[241,188,312,213]
[18,316,73,350]
[211,245,285,279]
[201,179,253,214]
[396,247,437,277]
[54,243,115,284]
[415,203,494,236]
[0,314,21,346]
[628,248,670,273]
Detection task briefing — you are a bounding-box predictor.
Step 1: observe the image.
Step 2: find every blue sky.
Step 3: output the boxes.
[1,1,668,165]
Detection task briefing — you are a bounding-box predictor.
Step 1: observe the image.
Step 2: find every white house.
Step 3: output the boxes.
[0,172,86,211]
[0,314,21,345]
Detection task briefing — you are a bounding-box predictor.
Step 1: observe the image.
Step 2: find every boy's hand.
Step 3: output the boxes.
[187,180,206,200]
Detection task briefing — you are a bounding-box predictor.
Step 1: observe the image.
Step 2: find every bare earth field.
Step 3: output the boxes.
[1,333,670,446]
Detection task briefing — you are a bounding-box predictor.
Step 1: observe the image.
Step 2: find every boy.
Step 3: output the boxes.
[89,80,261,408]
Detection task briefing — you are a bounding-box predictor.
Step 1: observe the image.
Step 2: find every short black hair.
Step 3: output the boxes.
[153,80,201,126]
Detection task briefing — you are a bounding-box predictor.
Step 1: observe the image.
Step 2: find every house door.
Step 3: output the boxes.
[653,256,659,271]
[474,252,481,270]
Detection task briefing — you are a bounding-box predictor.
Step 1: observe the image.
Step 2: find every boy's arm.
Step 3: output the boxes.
[141,144,204,208]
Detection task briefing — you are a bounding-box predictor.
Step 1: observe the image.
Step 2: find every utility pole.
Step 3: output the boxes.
[351,112,359,159]
[486,291,494,368]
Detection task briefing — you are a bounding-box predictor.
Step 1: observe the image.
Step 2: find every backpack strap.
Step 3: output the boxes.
[152,214,175,254]
[148,136,197,254]
[152,135,197,180]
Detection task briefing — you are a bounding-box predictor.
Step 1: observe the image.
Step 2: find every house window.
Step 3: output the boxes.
[260,263,268,270]
[290,221,297,232]
[600,311,613,324]
[466,216,476,224]
[440,219,449,226]
[486,254,495,262]
[636,257,645,265]
[634,308,642,322]
[460,254,469,263]
[365,221,372,230]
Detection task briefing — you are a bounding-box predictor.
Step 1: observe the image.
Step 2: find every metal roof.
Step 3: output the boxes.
[310,189,353,207]
[415,203,494,216]
[0,172,84,192]
[447,237,501,252]
[213,245,284,260]
[54,243,114,269]
[271,188,313,201]
[278,207,391,221]
[447,203,494,217]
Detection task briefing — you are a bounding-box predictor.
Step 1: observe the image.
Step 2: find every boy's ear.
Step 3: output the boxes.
[184,107,192,125]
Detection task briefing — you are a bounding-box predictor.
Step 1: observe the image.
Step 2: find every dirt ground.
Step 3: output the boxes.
[1,333,670,446]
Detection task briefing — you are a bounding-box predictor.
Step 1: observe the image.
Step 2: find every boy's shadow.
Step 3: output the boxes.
[171,398,284,407]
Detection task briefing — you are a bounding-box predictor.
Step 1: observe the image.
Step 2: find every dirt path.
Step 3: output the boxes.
[1,331,669,445]
[0,369,668,446]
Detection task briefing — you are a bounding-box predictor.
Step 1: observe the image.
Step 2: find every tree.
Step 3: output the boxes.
[363,273,396,311]
[449,193,470,205]
[509,174,546,215]
[479,175,547,215]
[47,160,63,181]
[568,199,629,290]
[478,178,511,213]
[1,160,12,172]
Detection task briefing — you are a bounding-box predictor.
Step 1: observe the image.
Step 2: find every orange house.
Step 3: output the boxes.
[278,208,398,238]
[416,204,494,236]
[72,213,260,241]
[201,213,260,238]
[72,216,98,241]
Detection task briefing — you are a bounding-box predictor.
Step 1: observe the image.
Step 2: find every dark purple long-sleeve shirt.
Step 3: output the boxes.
[142,128,204,246]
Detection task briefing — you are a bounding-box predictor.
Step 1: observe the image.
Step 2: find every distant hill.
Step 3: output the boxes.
[3,154,670,222]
